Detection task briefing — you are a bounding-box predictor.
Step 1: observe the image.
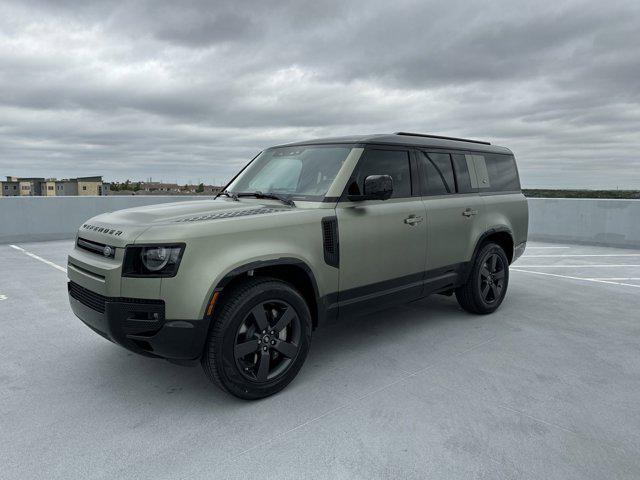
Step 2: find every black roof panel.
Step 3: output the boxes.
[275,133,512,154]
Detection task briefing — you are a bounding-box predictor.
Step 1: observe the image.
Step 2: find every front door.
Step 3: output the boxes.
[336,147,427,314]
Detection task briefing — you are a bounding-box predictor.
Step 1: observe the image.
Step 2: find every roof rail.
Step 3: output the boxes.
[394,132,491,145]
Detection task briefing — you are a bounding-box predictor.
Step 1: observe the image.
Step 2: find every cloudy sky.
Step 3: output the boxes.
[1,0,639,188]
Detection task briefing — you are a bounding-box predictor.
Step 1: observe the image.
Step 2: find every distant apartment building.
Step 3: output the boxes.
[0,176,108,196]
[53,179,79,196]
[41,180,56,196]
[1,177,19,196]
[76,176,107,195]
[0,176,44,196]
[22,177,45,195]
[1,177,41,196]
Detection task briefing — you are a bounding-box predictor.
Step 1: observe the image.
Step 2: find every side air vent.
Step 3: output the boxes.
[321,216,339,268]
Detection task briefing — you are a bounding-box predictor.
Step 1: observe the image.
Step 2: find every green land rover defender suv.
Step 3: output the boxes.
[68,132,528,399]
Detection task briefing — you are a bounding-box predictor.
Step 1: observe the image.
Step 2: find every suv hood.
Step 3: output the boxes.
[77,199,288,246]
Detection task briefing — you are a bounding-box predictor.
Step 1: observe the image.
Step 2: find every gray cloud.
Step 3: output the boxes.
[0,0,639,187]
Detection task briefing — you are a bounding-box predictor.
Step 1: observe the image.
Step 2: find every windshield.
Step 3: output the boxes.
[227,145,353,200]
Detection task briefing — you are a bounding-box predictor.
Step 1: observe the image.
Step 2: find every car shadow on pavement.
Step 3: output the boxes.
[83,293,477,408]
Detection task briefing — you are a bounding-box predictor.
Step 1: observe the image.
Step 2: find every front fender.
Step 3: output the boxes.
[151,213,338,320]
[198,253,322,320]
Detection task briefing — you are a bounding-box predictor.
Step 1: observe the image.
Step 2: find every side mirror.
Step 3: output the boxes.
[348,174,393,201]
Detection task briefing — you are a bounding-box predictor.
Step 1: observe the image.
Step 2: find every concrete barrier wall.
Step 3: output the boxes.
[0,196,209,244]
[528,198,640,248]
[1,196,639,248]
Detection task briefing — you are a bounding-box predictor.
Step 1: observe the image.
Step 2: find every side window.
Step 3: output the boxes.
[419,151,455,195]
[485,154,521,191]
[451,153,473,193]
[349,149,412,198]
[468,154,490,189]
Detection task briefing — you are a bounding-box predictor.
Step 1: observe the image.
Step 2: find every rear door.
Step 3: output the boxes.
[336,146,427,312]
[418,150,485,273]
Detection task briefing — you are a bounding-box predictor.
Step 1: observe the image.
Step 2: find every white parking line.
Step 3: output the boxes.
[523,254,640,258]
[9,245,67,273]
[587,278,640,281]
[514,264,640,268]
[511,268,640,289]
[0,294,7,301]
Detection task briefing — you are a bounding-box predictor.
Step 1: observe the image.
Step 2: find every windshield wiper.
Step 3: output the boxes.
[236,191,295,207]
[218,190,239,201]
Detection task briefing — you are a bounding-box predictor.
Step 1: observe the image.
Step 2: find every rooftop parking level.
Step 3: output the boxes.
[1,240,639,479]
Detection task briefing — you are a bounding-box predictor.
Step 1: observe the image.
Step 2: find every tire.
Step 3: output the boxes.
[201,277,312,399]
[455,242,509,314]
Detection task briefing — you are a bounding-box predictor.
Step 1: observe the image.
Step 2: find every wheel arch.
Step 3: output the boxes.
[473,227,515,264]
[206,257,323,331]
[458,227,514,287]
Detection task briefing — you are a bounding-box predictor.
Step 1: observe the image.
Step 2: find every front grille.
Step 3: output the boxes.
[77,237,115,258]
[69,281,107,313]
[68,281,164,315]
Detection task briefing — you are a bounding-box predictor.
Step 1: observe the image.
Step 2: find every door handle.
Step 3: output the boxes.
[462,209,478,217]
[404,215,424,226]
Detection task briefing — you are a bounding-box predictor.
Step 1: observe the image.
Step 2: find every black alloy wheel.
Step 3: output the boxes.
[234,300,301,382]
[201,277,312,399]
[478,253,506,304]
[455,242,509,314]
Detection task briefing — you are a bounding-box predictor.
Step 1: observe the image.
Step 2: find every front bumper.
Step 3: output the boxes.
[68,281,209,360]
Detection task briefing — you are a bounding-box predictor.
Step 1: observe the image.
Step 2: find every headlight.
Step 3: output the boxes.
[141,246,177,271]
[123,244,185,277]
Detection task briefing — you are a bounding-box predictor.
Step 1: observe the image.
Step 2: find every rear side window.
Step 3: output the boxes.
[419,151,455,195]
[451,154,473,193]
[484,154,521,191]
[349,149,412,198]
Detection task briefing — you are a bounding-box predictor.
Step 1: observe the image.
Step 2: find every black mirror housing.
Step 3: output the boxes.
[348,174,393,201]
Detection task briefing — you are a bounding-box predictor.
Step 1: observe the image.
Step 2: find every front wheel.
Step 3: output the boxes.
[201,277,312,399]
[456,242,509,314]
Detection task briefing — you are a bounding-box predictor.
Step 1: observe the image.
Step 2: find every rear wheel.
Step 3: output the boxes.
[201,277,312,399]
[456,242,509,314]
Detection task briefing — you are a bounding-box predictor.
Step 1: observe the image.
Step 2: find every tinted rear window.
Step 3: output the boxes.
[451,153,473,193]
[419,151,455,195]
[485,154,520,191]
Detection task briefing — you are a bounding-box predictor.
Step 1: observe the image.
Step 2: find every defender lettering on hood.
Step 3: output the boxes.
[81,224,123,236]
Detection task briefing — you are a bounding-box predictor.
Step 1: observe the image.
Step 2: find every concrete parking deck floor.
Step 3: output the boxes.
[1,240,639,479]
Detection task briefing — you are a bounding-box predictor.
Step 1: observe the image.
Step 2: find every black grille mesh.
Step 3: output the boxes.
[68,281,164,314]
[69,281,107,313]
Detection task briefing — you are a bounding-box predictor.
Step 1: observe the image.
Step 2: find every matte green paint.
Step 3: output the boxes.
[68,146,529,322]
